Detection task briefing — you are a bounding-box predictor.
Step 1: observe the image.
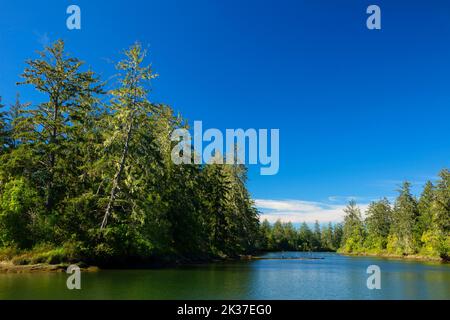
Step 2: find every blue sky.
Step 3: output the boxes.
[1,0,449,223]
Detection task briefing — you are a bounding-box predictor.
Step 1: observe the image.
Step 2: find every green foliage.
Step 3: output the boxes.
[7,243,78,265]
[340,200,365,253]
[419,230,441,257]
[0,245,21,261]
[0,97,9,152]
[332,223,343,249]
[364,198,392,250]
[321,223,334,251]
[0,40,261,265]
[340,174,450,260]
[417,181,435,235]
[434,170,450,234]
[17,39,103,212]
[1,40,448,264]
[0,178,44,248]
[391,182,419,254]
[297,222,314,251]
[257,219,342,252]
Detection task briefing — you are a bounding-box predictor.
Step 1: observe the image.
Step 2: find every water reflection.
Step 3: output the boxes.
[0,252,448,299]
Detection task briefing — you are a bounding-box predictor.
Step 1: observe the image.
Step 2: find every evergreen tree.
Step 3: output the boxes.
[418,181,436,234]
[312,220,321,250]
[332,223,343,249]
[18,39,102,212]
[434,170,450,234]
[364,198,392,250]
[259,219,271,251]
[416,181,439,256]
[390,182,419,254]
[432,170,450,258]
[298,222,313,251]
[8,93,30,148]
[100,43,158,230]
[0,98,7,151]
[321,222,334,250]
[341,200,365,253]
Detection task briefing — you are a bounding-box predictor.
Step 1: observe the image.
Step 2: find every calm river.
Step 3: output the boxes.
[0,252,449,299]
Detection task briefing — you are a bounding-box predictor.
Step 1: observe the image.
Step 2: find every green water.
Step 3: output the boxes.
[0,252,449,300]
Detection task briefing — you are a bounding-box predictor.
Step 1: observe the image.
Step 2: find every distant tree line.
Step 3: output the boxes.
[0,40,260,265]
[258,220,343,252]
[340,171,450,260]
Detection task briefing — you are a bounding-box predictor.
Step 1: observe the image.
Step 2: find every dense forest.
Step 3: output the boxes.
[339,172,450,260]
[0,40,260,266]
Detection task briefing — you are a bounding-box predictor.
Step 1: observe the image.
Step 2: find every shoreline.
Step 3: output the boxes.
[341,252,448,263]
[0,254,235,274]
[2,251,447,274]
[0,261,100,273]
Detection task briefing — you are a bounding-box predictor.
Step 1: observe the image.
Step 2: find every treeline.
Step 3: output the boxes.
[258,220,343,252]
[0,40,260,265]
[340,171,450,260]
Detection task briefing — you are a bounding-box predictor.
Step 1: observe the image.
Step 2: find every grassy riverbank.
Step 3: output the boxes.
[0,243,243,273]
[0,244,88,273]
[0,261,100,273]
[340,251,447,263]
[0,244,76,266]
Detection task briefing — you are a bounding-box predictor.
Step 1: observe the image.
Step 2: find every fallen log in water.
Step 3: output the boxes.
[240,255,324,261]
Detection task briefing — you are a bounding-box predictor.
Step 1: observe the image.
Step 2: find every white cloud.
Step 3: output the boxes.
[255,199,369,224]
[255,199,324,212]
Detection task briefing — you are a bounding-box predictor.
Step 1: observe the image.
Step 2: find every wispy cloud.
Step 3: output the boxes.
[33,31,50,47]
[255,199,369,224]
[371,176,439,189]
[327,195,363,203]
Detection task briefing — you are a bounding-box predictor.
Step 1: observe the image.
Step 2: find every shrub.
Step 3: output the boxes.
[420,230,441,257]
[0,245,21,261]
[0,178,43,248]
[386,234,402,255]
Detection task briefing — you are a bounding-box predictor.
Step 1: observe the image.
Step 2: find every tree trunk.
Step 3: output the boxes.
[100,113,134,229]
[46,98,59,211]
